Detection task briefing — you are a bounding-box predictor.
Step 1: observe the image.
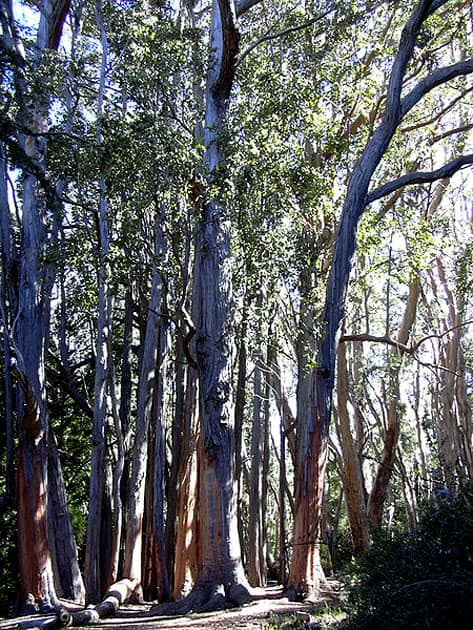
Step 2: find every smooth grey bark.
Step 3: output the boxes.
[279,397,287,584]
[164,226,194,587]
[261,335,272,584]
[270,353,297,472]
[295,268,317,473]
[108,289,133,585]
[234,304,248,567]
[336,341,370,552]
[146,318,170,601]
[366,184,445,528]
[47,431,85,602]
[435,256,473,488]
[368,275,420,529]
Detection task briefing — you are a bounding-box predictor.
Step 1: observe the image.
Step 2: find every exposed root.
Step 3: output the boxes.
[148,580,252,616]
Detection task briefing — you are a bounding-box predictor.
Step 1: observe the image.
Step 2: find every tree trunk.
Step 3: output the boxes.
[234,304,248,567]
[172,368,199,599]
[435,256,473,489]
[5,0,84,610]
[271,353,297,469]
[47,431,85,602]
[367,278,420,528]
[153,1,251,612]
[336,341,370,552]
[123,214,166,599]
[295,269,317,473]
[279,402,287,585]
[287,372,329,601]
[16,397,58,612]
[142,316,170,602]
[248,297,264,587]
[59,579,138,626]
[108,290,133,585]
[287,0,457,599]
[261,338,271,585]
[0,142,16,502]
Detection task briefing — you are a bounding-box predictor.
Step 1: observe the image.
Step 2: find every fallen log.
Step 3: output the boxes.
[57,578,138,626]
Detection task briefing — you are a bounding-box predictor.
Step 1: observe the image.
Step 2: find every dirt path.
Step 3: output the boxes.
[0,584,343,630]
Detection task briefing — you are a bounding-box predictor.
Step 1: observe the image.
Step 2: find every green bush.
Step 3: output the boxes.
[341,484,473,629]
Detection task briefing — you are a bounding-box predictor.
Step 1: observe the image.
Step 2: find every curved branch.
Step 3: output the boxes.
[401,59,473,117]
[237,12,331,68]
[427,0,453,16]
[340,333,410,353]
[235,0,262,18]
[366,154,473,203]
[340,319,473,375]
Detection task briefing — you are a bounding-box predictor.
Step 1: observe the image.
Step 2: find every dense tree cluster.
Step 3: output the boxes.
[0,0,472,618]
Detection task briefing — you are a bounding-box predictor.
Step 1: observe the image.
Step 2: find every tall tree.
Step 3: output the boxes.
[288,0,473,600]
[0,0,87,610]
[153,0,264,612]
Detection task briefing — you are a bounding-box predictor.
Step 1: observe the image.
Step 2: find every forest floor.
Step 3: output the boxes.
[0,582,346,630]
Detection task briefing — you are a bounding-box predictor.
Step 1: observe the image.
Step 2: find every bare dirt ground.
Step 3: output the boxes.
[0,583,344,630]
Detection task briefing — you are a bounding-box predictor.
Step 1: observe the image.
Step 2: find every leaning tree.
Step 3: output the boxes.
[288,0,473,600]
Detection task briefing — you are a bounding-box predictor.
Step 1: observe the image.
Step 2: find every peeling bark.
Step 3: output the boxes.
[152,0,258,612]
[172,369,199,599]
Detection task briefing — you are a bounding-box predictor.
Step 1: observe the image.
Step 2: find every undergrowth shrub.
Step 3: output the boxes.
[341,483,473,629]
[0,502,17,616]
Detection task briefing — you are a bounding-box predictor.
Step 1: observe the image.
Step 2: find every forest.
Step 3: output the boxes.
[1,0,473,627]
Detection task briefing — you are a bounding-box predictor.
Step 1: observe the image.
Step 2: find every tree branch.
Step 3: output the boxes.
[366,154,473,203]
[47,352,93,419]
[235,0,262,18]
[340,333,411,354]
[212,0,240,104]
[340,319,473,375]
[401,59,473,117]
[427,0,452,17]
[400,86,473,134]
[431,123,473,144]
[237,10,332,68]
[411,318,473,353]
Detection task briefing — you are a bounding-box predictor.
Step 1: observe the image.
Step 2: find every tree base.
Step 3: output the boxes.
[286,584,320,604]
[148,581,251,615]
